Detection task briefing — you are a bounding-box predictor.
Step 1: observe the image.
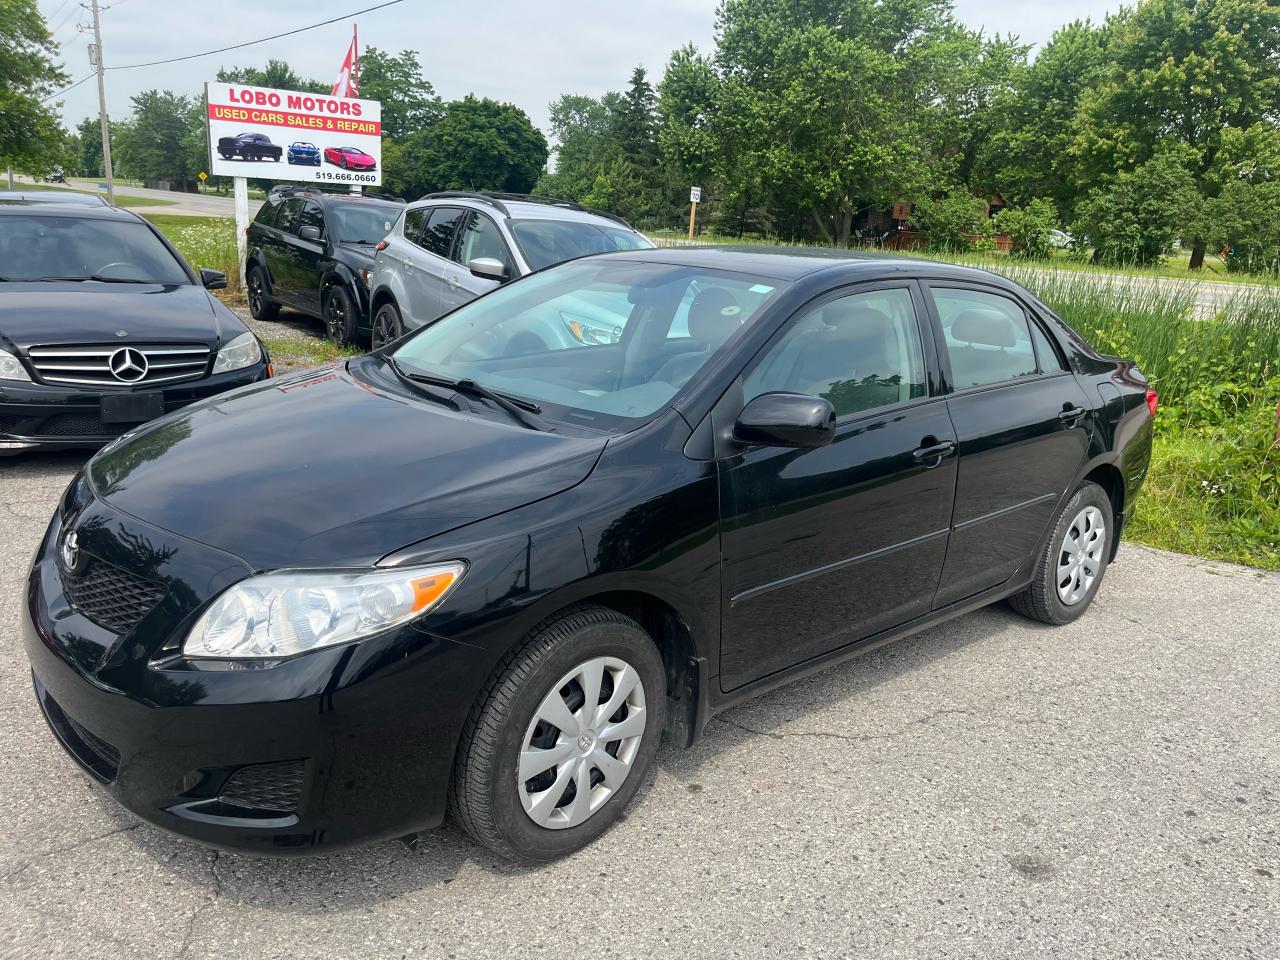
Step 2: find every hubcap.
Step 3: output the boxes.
[518,656,646,830]
[1057,505,1106,605]
[327,295,344,337]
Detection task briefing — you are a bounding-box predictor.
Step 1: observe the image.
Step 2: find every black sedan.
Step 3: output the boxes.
[0,204,271,454]
[23,248,1154,861]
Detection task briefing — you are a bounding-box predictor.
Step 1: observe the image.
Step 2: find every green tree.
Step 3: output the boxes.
[76,116,104,179]
[114,90,198,186]
[657,44,718,187]
[1206,179,1280,273]
[582,153,649,222]
[613,66,659,170]
[216,59,327,93]
[400,95,547,196]
[992,198,1060,260]
[1072,0,1280,267]
[0,0,69,175]
[535,92,620,201]
[914,189,992,251]
[357,47,442,141]
[1075,151,1203,265]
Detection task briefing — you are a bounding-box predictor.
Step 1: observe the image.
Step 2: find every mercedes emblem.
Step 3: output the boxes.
[108,347,148,383]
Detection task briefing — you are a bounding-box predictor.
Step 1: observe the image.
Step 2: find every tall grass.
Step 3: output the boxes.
[145,215,242,298]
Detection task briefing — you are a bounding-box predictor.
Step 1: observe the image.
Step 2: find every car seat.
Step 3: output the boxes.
[652,287,742,387]
[782,300,903,412]
[947,309,1020,387]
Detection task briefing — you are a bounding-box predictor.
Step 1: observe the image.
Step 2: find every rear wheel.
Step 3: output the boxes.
[371,302,403,349]
[247,265,278,321]
[322,285,358,344]
[1008,481,1113,625]
[449,604,666,862]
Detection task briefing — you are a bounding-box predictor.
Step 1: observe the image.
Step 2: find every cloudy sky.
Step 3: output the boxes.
[42,0,1122,135]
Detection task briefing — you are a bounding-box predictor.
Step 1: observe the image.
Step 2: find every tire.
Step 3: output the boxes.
[449,604,666,862]
[1008,481,1114,625]
[322,284,359,344]
[246,265,279,321]
[371,301,403,349]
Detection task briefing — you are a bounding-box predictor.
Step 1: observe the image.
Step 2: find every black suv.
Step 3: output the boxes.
[245,188,404,343]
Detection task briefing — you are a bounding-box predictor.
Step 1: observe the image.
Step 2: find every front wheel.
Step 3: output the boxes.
[1008,481,1114,625]
[449,604,666,862]
[371,301,403,349]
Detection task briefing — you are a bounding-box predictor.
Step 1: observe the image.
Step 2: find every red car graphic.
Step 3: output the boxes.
[323,146,377,171]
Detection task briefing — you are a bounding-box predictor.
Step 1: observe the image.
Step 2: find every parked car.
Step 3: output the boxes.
[23,248,1154,860]
[287,141,321,166]
[1049,228,1075,249]
[0,204,270,455]
[0,190,109,206]
[368,191,652,347]
[245,186,404,342]
[216,132,282,162]
[323,146,377,171]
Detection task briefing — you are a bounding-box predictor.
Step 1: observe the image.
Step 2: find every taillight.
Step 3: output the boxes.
[244,227,251,237]
[1145,388,1158,417]
[375,239,389,252]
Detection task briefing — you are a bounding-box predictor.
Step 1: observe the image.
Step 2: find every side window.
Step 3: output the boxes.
[931,287,1037,389]
[744,288,928,418]
[456,212,512,271]
[274,199,303,234]
[1030,319,1065,372]
[296,202,324,238]
[403,208,427,245]
[414,206,464,259]
[253,200,280,228]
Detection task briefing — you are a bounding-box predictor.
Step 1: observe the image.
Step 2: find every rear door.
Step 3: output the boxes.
[401,205,465,327]
[717,283,957,691]
[290,200,327,316]
[441,211,516,314]
[263,198,302,303]
[925,282,1092,608]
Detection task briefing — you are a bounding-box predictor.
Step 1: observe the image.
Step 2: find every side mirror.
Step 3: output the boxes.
[734,392,836,449]
[298,225,322,242]
[199,268,227,290]
[468,257,507,281]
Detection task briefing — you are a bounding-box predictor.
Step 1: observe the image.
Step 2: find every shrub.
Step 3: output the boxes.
[1073,152,1202,266]
[1206,178,1280,274]
[913,189,993,252]
[992,199,1059,260]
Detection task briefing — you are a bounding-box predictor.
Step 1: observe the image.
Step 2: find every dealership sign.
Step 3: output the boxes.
[204,81,382,186]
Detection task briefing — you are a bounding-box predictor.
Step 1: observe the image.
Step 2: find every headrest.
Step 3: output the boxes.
[688,287,741,346]
[951,309,1017,348]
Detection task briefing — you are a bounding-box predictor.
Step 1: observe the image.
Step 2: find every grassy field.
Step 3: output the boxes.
[143,213,242,299]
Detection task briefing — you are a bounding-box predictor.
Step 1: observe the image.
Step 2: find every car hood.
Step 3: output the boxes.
[87,358,607,571]
[0,283,234,351]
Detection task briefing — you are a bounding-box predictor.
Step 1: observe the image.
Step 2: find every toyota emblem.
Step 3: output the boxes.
[108,347,148,383]
[60,530,81,573]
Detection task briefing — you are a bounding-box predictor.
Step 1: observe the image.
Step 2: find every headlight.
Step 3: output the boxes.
[0,347,32,382]
[183,562,466,659]
[212,332,263,374]
[561,312,622,346]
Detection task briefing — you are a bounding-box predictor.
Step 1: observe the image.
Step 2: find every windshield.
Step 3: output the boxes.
[510,219,652,271]
[0,214,190,283]
[390,259,784,429]
[330,203,399,244]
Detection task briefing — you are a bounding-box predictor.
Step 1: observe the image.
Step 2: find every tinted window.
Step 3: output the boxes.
[329,202,399,244]
[275,199,302,233]
[510,219,651,271]
[296,202,324,237]
[457,212,512,271]
[931,287,1037,389]
[403,208,426,244]
[253,201,280,227]
[745,288,928,418]
[1030,319,1064,372]
[411,206,464,258]
[0,214,189,284]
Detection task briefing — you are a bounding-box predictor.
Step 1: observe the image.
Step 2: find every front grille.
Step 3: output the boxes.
[219,761,306,813]
[64,555,166,635]
[34,412,129,438]
[27,343,211,387]
[36,681,121,783]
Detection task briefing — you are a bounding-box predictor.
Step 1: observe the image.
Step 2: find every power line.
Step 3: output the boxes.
[106,0,404,70]
[41,73,94,103]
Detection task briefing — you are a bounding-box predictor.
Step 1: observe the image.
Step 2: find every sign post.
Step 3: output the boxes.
[688,186,702,241]
[233,177,249,291]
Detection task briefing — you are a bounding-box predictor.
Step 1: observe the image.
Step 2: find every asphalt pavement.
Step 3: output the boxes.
[12,175,261,219]
[0,451,1276,960]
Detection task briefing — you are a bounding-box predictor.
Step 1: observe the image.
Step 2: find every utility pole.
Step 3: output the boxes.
[87,0,115,206]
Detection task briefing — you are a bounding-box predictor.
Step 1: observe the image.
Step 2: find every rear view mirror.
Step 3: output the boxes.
[734,392,836,449]
[468,257,507,281]
[298,225,322,242]
[200,268,227,290]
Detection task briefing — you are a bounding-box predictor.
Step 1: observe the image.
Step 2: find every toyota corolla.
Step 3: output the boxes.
[23,248,1154,861]
[0,204,271,455]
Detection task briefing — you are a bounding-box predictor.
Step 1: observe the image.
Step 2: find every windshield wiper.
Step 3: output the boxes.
[392,365,554,432]
[385,357,466,412]
[41,275,152,284]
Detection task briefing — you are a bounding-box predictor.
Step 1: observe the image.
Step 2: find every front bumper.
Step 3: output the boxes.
[22,501,489,855]
[0,363,270,455]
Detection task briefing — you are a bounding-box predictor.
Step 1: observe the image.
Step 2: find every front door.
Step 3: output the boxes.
[440,211,513,315]
[404,205,465,326]
[718,283,957,692]
[924,283,1093,608]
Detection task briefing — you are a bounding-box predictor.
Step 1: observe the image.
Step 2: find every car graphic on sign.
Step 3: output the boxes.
[287,141,321,166]
[324,146,377,171]
[216,132,282,162]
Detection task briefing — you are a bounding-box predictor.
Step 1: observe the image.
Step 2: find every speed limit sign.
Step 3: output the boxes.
[690,186,702,203]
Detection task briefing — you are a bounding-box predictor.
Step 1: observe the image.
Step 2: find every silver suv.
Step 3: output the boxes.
[368,192,652,347]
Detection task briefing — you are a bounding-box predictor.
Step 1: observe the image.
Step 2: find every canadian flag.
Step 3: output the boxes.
[330,26,359,98]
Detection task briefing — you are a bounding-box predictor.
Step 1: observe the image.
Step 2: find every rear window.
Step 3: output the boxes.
[510,219,651,271]
[0,214,189,284]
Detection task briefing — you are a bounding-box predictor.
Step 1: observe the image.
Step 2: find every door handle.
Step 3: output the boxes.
[445,272,461,288]
[1057,405,1087,424]
[912,439,957,465]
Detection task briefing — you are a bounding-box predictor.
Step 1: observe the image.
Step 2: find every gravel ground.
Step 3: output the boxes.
[0,454,1276,960]
[231,306,352,376]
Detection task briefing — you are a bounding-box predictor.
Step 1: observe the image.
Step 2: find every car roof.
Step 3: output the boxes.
[411,195,637,231]
[595,244,1018,284]
[0,201,142,222]
[0,190,110,207]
